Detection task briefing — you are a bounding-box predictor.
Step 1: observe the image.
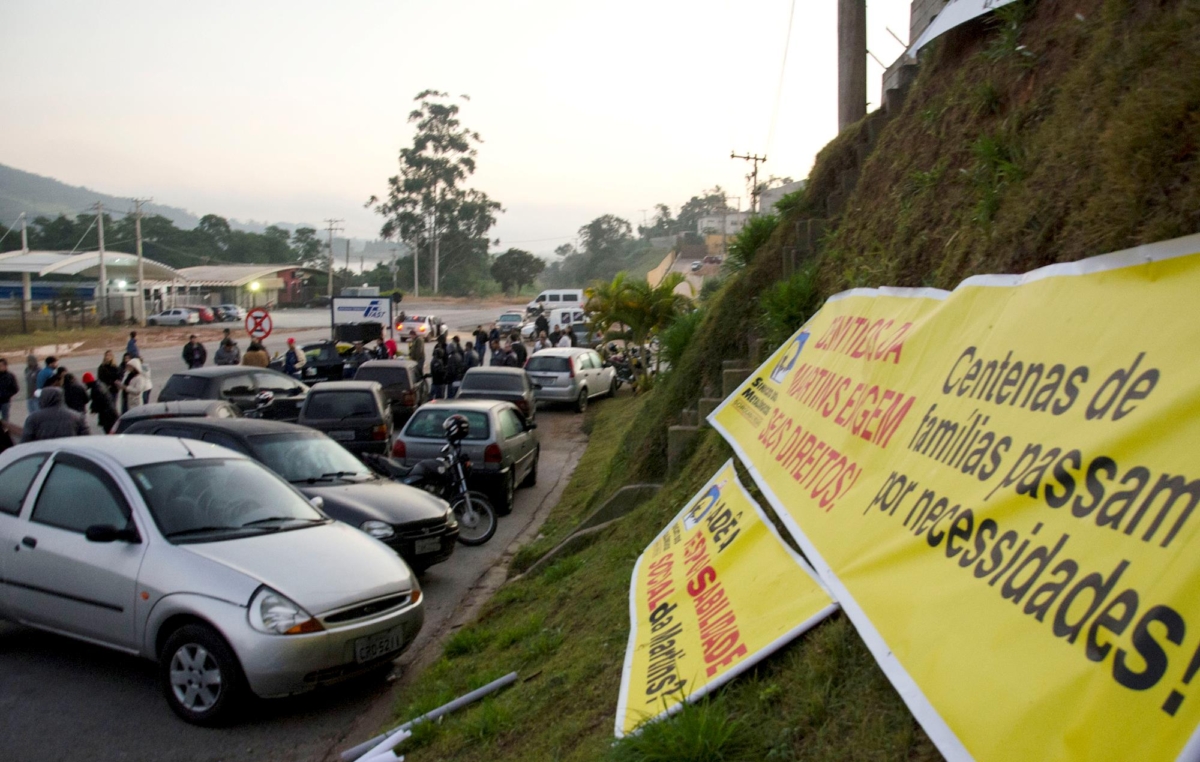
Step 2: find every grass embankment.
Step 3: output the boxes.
[375,2,1200,759]
[386,427,935,761]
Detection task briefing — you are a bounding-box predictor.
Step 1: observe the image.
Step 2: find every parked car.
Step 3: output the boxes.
[217,304,247,322]
[525,347,617,412]
[297,381,392,457]
[393,399,538,514]
[524,288,584,312]
[456,367,537,421]
[0,436,424,725]
[397,315,444,340]
[147,308,198,327]
[113,400,242,433]
[703,255,723,265]
[124,418,458,573]
[268,340,349,385]
[354,360,429,425]
[180,305,215,324]
[158,366,309,421]
[690,260,702,272]
[496,311,524,334]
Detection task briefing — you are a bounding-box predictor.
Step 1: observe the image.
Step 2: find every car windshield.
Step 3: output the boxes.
[250,432,375,483]
[128,458,326,543]
[161,375,208,399]
[498,314,521,323]
[304,391,378,419]
[405,409,489,440]
[355,366,411,390]
[525,356,571,373]
[461,373,524,392]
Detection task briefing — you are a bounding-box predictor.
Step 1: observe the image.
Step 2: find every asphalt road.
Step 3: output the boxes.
[0,408,588,762]
[0,301,593,762]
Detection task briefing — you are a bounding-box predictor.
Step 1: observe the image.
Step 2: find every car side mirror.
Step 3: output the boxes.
[309,496,325,510]
[86,524,140,543]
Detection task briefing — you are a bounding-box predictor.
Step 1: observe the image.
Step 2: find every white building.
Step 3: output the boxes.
[696,211,750,236]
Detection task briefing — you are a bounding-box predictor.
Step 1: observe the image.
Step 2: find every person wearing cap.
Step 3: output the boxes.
[182,334,207,369]
[283,338,306,378]
[83,371,119,433]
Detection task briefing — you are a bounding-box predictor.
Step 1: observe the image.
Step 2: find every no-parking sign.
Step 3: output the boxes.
[245,307,273,339]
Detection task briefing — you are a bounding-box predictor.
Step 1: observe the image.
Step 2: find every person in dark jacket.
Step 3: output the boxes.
[83,371,118,434]
[447,343,465,397]
[23,355,39,415]
[62,373,89,414]
[473,326,488,356]
[510,332,527,366]
[182,335,207,368]
[22,387,89,442]
[429,345,448,399]
[534,311,549,338]
[0,358,18,423]
[214,335,240,365]
[97,350,122,403]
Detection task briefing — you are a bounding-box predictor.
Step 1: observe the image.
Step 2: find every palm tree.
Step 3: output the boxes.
[586,271,692,388]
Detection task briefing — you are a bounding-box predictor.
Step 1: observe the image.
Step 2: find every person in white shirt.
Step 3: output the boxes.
[556,331,572,348]
[533,331,552,353]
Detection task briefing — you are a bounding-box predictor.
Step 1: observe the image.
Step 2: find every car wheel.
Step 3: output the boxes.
[609,377,619,398]
[574,388,588,413]
[521,447,539,487]
[148,319,157,326]
[495,470,516,516]
[160,623,247,726]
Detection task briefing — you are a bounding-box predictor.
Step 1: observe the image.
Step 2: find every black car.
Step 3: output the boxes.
[456,367,537,421]
[268,339,350,385]
[297,380,393,456]
[157,366,309,421]
[354,359,429,425]
[113,399,241,433]
[123,417,458,573]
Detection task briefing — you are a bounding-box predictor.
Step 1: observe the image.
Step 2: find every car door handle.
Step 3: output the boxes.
[21,536,36,549]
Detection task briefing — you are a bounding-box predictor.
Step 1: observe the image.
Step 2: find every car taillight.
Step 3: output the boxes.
[484,443,502,463]
[371,424,388,441]
[568,359,576,378]
[392,439,406,458]
[402,390,415,406]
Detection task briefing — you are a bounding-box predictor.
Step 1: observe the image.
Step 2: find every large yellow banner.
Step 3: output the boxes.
[710,233,1200,761]
[615,459,837,737]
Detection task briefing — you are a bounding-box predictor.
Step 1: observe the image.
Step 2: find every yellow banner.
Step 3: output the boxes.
[615,460,837,737]
[710,233,1200,761]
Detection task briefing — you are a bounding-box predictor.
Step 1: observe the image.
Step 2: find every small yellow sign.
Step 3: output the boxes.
[615,459,837,737]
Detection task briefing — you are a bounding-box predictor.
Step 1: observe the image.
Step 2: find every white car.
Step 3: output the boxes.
[147,308,199,326]
[397,315,444,339]
[218,304,247,321]
[0,436,423,725]
[525,347,617,412]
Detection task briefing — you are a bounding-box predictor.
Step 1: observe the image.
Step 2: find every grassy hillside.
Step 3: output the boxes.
[371,1,1200,759]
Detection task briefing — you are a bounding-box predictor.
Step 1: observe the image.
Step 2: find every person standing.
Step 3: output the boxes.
[0,358,18,423]
[447,342,464,398]
[97,350,122,403]
[126,331,140,359]
[36,356,58,390]
[123,358,151,411]
[464,339,481,375]
[214,338,240,365]
[510,332,527,366]
[24,355,39,415]
[488,324,500,344]
[283,338,307,378]
[384,336,398,359]
[534,331,551,353]
[83,372,119,433]
[548,326,562,347]
[62,373,89,414]
[22,387,89,442]
[242,341,269,367]
[429,345,448,399]
[473,326,488,356]
[409,334,426,377]
[535,310,549,339]
[557,330,572,348]
[182,335,207,369]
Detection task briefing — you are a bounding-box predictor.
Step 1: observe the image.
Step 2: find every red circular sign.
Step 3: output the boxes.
[246,308,273,340]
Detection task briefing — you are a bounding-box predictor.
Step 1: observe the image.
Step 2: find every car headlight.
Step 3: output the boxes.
[247,586,323,635]
[360,520,395,540]
[445,506,457,526]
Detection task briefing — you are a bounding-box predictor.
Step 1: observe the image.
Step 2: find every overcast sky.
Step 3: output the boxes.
[1,0,911,254]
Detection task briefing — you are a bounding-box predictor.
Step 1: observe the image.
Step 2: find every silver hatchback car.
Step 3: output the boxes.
[525,347,618,412]
[0,436,423,725]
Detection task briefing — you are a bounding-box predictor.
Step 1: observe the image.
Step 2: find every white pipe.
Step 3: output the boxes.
[339,671,518,762]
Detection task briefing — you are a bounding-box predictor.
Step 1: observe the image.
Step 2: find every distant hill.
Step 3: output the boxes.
[0,162,322,236]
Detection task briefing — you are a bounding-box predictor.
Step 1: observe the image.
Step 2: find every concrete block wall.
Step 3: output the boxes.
[910,0,950,44]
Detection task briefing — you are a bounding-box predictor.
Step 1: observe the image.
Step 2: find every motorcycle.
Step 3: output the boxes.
[363,440,498,547]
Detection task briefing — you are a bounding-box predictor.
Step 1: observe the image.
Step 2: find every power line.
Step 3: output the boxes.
[765,0,797,154]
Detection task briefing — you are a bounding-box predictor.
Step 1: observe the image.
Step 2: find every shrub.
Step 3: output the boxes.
[609,698,753,762]
[724,215,778,272]
[658,308,705,369]
[759,265,821,349]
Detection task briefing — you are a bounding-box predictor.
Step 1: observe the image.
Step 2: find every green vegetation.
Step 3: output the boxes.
[490,248,546,294]
[377,2,1200,759]
[723,214,778,272]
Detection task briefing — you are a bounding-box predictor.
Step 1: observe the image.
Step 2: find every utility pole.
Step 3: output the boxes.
[133,198,151,326]
[19,213,30,331]
[838,0,867,131]
[345,240,351,273]
[389,247,399,291]
[323,219,343,297]
[431,187,440,295]
[731,152,768,214]
[94,202,107,320]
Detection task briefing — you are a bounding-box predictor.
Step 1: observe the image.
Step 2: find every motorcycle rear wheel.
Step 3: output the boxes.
[453,491,497,546]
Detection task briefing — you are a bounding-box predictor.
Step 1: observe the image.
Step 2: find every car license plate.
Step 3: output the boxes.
[329,430,355,441]
[415,537,441,554]
[355,625,405,663]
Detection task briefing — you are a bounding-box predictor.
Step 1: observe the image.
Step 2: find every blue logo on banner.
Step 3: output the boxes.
[769,330,809,384]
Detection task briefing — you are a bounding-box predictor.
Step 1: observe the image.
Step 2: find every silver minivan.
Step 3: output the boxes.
[0,436,423,725]
[525,347,617,412]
